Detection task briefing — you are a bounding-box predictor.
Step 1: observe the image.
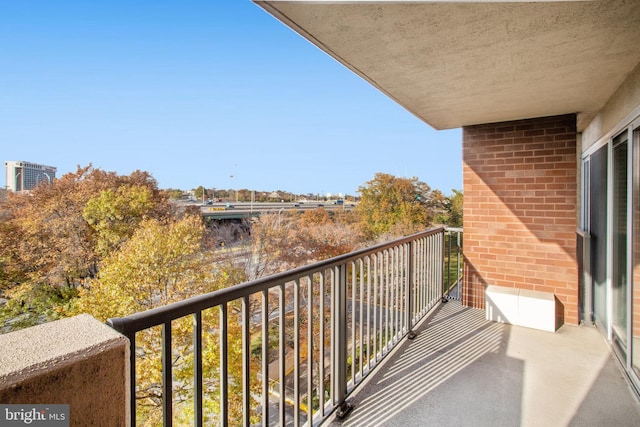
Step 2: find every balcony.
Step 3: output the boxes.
[1,227,639,426]
[327,299,640,426]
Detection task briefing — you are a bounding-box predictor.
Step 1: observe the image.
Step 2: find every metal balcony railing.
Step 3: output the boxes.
[107,227,463,426]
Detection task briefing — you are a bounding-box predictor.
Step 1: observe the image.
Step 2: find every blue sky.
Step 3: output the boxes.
[0,1,461,196]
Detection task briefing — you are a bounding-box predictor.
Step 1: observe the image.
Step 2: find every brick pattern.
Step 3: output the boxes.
[462,114,578,325]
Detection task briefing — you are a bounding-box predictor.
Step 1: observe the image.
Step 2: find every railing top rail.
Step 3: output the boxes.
[107,227,446,336]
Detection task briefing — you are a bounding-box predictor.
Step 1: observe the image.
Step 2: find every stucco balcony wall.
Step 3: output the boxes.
[0,314,129,427]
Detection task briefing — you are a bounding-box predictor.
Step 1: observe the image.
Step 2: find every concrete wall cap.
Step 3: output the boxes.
[0,314,128,385]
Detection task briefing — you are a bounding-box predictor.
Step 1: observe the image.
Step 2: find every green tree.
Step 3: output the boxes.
[193,186,206,201]
[83,185,159,258]
[74,214,212,321]
[165,188,184,200]
[447,189,463,227]
[356,173,432,239]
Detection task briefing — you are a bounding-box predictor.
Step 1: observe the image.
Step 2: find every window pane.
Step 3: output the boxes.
[612,133,628,350]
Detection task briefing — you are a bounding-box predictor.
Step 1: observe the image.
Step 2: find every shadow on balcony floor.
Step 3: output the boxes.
[328,300,640,427]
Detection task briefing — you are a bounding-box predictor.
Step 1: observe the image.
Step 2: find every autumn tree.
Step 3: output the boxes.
[246,212,296,280]
[246,209,361,281]
[356,173,434,240]
[74,214,255,424]
[294,209,361,261]
[0,165,170,330]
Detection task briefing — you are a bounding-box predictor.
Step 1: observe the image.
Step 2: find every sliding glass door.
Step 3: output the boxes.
[583,119,640,392]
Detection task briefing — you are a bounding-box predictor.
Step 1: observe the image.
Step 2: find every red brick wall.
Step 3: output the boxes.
[462,114,578,325]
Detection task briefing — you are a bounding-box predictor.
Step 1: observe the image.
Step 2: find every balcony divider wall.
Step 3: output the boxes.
[462,114,579,325]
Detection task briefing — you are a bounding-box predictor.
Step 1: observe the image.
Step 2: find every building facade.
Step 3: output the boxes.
[4,160,57,192]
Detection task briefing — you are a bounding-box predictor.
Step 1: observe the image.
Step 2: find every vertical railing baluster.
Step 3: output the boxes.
[335,264,346,405]
[350,262,356,385]
[366,257,371,373]
[393,248,398,342]
[162,321,173,427]
[294,280,300,427]
[278,284,285,426]
[433,234,438,302]
[372,254,378,364]
[378,253,383,355]
[430,234,435,305]
[411,239,422,316]
[194,311,203,427]
[384,250,390,352]
[403,244,407,332]
[329,268,335,408]
[395,247,399,337]
[422,237,428,310]
[128,333,136,427]
[242,296,250,427]
[393,248,397,342]
[407,240,415,337]
[400,245,405,333]
[441,230,445,300]
[447,229,451,294]
[420,239,424,312]
[358,259,364,380]
[307,275,314,426]
[220,304,228,427]
[319,271,326,417]
[261,290,269,426]
[395,247,400,338]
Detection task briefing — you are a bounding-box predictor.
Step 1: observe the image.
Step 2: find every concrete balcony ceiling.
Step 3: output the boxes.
[254,0,640,130]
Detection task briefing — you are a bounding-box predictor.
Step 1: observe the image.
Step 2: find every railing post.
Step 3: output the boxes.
[334,263,353,419]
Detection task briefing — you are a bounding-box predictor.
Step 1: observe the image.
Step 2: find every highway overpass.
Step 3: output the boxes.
[178,201,355,220]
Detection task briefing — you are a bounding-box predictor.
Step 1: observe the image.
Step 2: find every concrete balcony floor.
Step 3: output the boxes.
[328,300,640,427]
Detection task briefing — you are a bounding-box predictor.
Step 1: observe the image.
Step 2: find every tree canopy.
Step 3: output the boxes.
[0,165,170,328]
[356,173,434,239]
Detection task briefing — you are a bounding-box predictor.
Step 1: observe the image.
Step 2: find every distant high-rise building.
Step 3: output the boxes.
[4,160,57,192]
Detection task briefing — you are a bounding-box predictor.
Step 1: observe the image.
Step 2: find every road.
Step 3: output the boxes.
[190,201,355,219]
